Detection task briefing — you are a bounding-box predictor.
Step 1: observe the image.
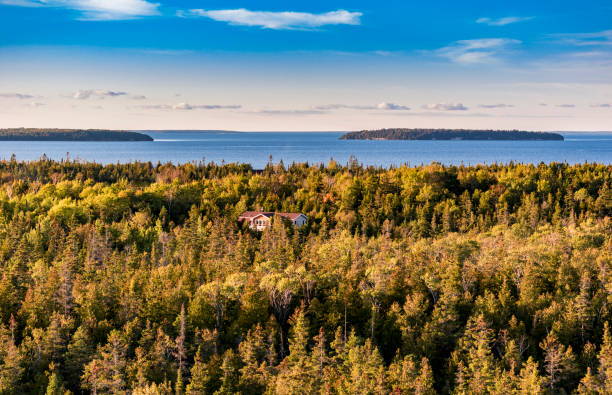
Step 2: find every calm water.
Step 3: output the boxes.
[0,131,611,169]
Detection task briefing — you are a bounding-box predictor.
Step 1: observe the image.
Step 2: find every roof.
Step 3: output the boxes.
[250,213,272,221]
[238,211,274,219]
[238,211,306,221]
[276,212,306,220]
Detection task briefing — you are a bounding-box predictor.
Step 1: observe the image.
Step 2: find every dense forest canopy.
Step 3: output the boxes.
[341,129,564,141]
[0,128,152,141]
[0,157,610,394]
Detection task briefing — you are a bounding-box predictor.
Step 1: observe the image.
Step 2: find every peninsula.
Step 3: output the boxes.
[340,128,564,141]
[0,128,153,141]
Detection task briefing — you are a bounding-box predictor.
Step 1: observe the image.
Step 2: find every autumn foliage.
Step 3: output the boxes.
[0,157,610,394]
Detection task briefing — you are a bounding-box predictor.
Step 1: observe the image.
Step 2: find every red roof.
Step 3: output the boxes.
[276,212,305,220]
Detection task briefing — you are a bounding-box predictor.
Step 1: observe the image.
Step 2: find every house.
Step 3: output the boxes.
[238,211,307,231]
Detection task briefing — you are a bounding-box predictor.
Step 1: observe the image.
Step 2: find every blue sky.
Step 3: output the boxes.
[0,0,611,130]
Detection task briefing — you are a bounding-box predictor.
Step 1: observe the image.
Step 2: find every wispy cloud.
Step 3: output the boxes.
[478,103,515,109]
[137,103,241,110]
[556,104,575,108]
[74,89,128,99]
[253,109,326,115]
[0,92,35,99]
[312,104,374,110]
[180,8,362,30]
[590,103,611,108]
[0,0,160,20]
[434,38,521,64]
[138,49,196,56]
[555,30,612,46]
[173,103,241,110]
[311,102,410,111]
[29,102,45,108]
[0,0,41,5]
[423,103,468,111]
[476,16,533,26]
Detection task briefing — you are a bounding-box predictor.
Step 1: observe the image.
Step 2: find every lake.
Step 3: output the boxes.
[0,131,611,169]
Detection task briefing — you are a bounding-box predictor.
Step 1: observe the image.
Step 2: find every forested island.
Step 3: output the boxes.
[0,158,610,394]
[341,128,565,141]
[0,128,153,141]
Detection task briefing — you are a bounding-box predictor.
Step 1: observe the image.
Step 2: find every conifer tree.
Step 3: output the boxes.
[518,357,544,394]
[0,323,24,393]
[540,333,577,392]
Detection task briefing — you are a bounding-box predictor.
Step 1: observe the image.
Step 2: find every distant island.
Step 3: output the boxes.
[340,128,564,141]
[0,128,153,141]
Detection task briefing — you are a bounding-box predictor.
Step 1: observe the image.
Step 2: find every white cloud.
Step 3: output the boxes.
[556,104,575,108]
[423,103,468,111]
[0,0,160,20]
[435,38,521,64]
[311,102,410,111]
[254,109,326,115]
[173,103,241,110]
[590,103,611,108]
[136,104,171,110]
[29,102,45,107]
[137,103,241,111]
[476,16,533,26]
[478,104,515,109]
[377,102,410,110]
[555,30,612,46]
[312,104,373,110]
[182,8,362,30]
[0,0,41,5]
[0,92,35,99]
[74,89,128,99]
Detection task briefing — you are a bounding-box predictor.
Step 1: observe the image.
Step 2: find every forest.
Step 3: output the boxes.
[0,129,152,142]
[340,129,564,141]
[0,157,610,394]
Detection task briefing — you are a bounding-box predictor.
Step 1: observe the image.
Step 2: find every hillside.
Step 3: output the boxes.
[0,159,609,393]
[341,128,564,140]
[0,128,153,141]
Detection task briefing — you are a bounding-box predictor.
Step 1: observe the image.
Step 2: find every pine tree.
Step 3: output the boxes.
[174,304,187,394]
[186,347,209,395]
[310,327,327,387]
[415,358,436,395]
[518,357,544,394]
[82,359,103,395]
[64,325,95,389]
[82,330,127,394]
[577,367,600,394]
[0,323,24,393]
[238,324,267,394]
[216,349,239,394]
[274,308,316,394]
[45,364,66,395]
[454,315,498,394]
[342,332,386,394]
[591,321,612,393]
[175,368,184,395]
[540,333,577,392]
[387,354,418,393]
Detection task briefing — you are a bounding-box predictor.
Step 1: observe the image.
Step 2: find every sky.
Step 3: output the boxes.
[0,0,611,131]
